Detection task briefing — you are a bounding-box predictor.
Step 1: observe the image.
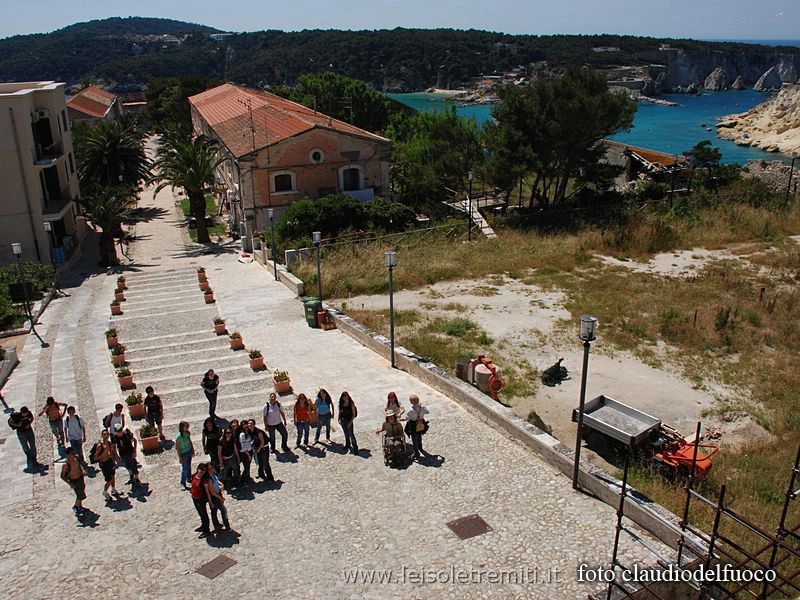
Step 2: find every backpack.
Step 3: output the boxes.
[103,413,113,429]
[7,413,20,430]
[89,442,101,464]
[190,475,205,500]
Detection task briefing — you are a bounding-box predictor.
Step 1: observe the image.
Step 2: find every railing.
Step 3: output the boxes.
[33,140,63,163]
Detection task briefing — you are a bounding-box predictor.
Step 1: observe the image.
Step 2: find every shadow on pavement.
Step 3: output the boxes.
[206,529,241,548]
[107,496,133,512]
[77,509,100,528]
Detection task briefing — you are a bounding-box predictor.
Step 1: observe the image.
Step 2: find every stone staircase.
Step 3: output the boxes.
[108,267,273,463]
[444,196,498,239]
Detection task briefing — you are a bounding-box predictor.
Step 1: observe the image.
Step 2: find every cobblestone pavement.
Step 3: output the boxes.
[0,179,672,599]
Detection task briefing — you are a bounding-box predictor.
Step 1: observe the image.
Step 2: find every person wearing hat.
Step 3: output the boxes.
[405,394,430,460]
[113,423,142,489]
[8,406,40,472]
[376,409,405,462]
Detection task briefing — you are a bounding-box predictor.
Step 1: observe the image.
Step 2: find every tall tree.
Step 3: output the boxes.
[146,75,222,132]
[487,67,636,209]
[78,188,135,266]
[73,119,150,193]
[151,129,223,244]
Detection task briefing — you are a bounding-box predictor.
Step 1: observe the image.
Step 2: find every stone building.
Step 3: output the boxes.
[66,86,121,125]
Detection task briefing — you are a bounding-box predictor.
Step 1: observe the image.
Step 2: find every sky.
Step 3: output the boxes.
[1,0,798,40]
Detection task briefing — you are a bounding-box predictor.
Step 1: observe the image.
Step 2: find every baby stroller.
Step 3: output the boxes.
[382,431,407,467]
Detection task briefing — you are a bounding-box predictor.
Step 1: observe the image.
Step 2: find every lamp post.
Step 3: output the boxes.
[43,221,54,259]
[787,152,798,206]
[11,243,32,330]
[268,208,277,281]
[467,170,473,242]
[385,251,397,368]
[312,231,322,302]
[572,314,597,491]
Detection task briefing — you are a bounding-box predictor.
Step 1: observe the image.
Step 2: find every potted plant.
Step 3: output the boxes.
[126,392,145,419]
[229,331,244,350]
[111,344,127,366]
[249,348,265,370]
[204,287,215,303]
[197,266,207,282]
[117,367,134,390]
[139,422,160,453]
[114,287,126,302]
[273,369,291,394]
[199,279,210,292]
[110,300,122,316]
[117,275,127,290]
[214,317,226,335]
[106,328,118,348]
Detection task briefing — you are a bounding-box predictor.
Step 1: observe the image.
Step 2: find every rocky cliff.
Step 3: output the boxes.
[716,84,800,154]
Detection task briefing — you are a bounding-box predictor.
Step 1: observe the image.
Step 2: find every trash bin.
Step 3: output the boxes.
[303,297,321,328]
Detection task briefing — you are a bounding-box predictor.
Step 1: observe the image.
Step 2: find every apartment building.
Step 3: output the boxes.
[0,81,85,266]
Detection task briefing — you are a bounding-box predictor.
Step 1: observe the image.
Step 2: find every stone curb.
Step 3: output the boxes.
[0,287,57,339]
[0,347,19,389]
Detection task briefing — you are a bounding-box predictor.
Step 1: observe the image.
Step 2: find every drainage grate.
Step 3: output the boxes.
[150,257,162,260]
[0,438,5,445]
[447,514,493,540]
[196,554,237,579]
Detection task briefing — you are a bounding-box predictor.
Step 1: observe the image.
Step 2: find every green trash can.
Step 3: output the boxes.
[303,297,321,328]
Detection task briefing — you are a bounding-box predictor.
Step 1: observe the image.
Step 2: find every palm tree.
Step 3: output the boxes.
[151,129,223,244]
[73,119,151,193]
[78,188,136,266]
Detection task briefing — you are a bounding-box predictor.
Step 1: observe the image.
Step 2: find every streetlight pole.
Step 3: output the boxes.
[467,170,473,242]
[385,251,396,368]
[268,208,277,281]
[573,314,597,491]
[312,231,322,302]
[787,152,797,206]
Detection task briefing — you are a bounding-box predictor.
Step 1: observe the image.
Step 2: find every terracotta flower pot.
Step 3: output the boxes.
[118,375,134,390]
[214,323,226,335]
[273,378,292,394]
[111,305,123,316]
[249,356,264,370]
[128,402,146,419]
[117,279,127,290]
[230,337,244,350]
[199,281,210,291]
[115,291,125,302]
[204,293,215,304]
[106,336,119,348]
[112,354,126,367]
[198,273,207,283]
[140,435,160,453]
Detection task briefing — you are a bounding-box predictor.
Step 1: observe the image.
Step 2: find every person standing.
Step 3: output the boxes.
[263,393,289,453]
[249,419,274,482]
[176,421,195,491]
[205,463,231,532]
[201,369,219,419]
[93,430,120,501]
[38,396,67,452]
[113,423,142,489]
[190,463,212,539]
[405,394,430,460]
[64,406,87,467]
[60,448,86,516]
[293,394,311,448]
[144,386,165,441]
[386,391,405,418]
[338,391,359,454]
[104,403,126,433]
[201,417,221,471]
[238,423,254,486]
[313,388,334,444]
[8,406,40,472]
[217,428,240,488]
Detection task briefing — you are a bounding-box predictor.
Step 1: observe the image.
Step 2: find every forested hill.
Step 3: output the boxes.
[1,18,799,91]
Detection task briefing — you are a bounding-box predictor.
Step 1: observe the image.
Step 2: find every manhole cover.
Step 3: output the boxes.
[150,257,162,260]
[447,514,493,540]
[196,554,237,579]
[0,438,5,445]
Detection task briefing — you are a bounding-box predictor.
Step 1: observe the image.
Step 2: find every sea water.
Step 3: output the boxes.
[389,89,787,165]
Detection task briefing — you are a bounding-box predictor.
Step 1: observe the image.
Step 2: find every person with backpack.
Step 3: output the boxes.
[64,406,87,467]
[190,463,212,539]
[8,406,40,472]
[313,388,334,444]
[144,386,165,441]
[338,391,359,454]
[237,422,254,486]
[176,421,195,491]
[38,396,67,452]
[248,419,274,482]
[201,369,219,419]
[293,394,311,448]
[205,463,231,533]
[91,429,121,501]
[104,404,125,433]
[404,394,430,461]
[113,423,142,489]
[201,417,221,471]
[60,448,86,517]
[263,392,289,454]
[217,427,240,488]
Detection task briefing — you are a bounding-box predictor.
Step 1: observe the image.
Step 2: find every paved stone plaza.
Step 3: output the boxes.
[0,181,670,599]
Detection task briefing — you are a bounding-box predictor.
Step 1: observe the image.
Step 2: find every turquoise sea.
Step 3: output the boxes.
[389,89,787,165]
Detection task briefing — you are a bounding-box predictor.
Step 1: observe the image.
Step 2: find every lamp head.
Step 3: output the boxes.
[268,208,274,219]
[468,170,474,181]
[579,315,597,342]
[11,243,22,257]
[384,250,396,268]
[43,221,52,232]
[312,231,321,245]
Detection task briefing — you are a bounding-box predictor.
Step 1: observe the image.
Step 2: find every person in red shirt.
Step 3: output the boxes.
[293,393,311,448]
[190,463,212,538]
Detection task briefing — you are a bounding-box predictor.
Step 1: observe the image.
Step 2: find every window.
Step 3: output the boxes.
[68,153,75,175]
[308,148,325,164]
[271,171,296,194]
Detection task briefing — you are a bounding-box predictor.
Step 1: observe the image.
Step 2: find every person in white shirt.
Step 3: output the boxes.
[238,426,254,485]
[64,406,87,466]
[262,393,289,453]
[405,394,430,460]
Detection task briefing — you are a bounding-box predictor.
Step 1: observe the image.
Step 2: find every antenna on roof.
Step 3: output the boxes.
[236,96,256,153]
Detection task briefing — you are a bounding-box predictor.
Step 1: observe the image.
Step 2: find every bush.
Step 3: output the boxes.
[364,198,417,232]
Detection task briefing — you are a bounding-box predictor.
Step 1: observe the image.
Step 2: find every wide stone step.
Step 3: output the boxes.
[140,364,263,390]
[112,304,217,323]
[126,343,232,366]
[123,287,205,302]
[160,388,268,414]
[122,299,209,315]
[130,352,246,378]
[125,269,196,283]
[162,401,269,428]
[122,329,219,351]
[158,374,272,399]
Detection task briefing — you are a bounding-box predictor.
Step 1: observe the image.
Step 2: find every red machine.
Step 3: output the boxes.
[455,355,506,400]
[648,424,719,480]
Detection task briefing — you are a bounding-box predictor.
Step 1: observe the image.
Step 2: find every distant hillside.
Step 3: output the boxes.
[0,18,799,93]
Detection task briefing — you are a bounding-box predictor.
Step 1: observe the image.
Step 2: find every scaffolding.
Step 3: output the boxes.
[590,423,800,600]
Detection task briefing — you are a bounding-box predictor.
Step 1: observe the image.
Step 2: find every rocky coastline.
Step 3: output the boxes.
[716,85,800,154]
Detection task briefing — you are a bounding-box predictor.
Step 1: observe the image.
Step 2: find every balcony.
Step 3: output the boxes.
[33,140,64,166]
[42,193,74,220]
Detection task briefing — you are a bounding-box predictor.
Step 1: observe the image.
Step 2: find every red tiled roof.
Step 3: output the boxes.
[188,83,389,158]
[66,86,117,119]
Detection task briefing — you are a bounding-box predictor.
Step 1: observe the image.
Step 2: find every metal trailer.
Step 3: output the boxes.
[572,394,662,449]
